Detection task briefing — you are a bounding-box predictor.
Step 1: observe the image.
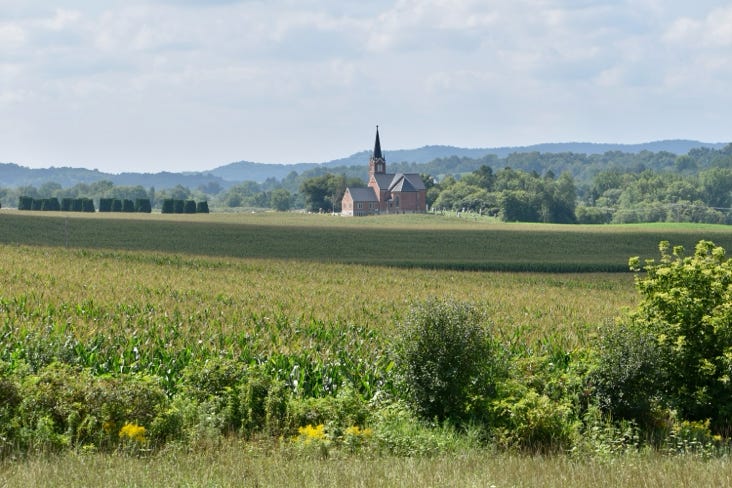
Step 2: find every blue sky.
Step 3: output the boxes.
[1,0,731,173]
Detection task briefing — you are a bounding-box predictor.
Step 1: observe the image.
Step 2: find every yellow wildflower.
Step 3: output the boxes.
[119,422,147,443]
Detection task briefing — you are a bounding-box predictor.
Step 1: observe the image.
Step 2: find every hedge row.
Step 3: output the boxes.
[17,197,156,213]
[161,199,209,214]
[98,198,152,213]
[18,196,95,212]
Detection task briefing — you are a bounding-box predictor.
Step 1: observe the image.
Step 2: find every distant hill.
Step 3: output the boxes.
[0,163,230,190]
[209,140,727,182]
[1,140,727,189]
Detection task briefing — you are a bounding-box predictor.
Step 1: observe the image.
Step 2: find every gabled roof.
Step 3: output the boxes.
[372,173,394,190]
[389,173,426,192]
[346,187,378,202]
[389,175,416,192]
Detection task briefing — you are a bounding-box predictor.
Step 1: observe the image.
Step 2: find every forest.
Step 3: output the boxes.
[3,143,732,224]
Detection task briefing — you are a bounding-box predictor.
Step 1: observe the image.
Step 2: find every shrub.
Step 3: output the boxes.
[41,198,60,211]
[397,299,502,424]
[61,198,73,211]
[589,322,668,428]
[15,364,167,451]
[111,199,123,212]
[135,198,152,213]
[122,199,135,212]
[576,206,612,224]
[81,198,95,212]
[184,200,197,214]
[18,196,33,210]
[624,240,732,434]
[197,201,210,213]
[98,198,113,212]
[161,199,175,214]
[174,200,185,214]
[490,381,579,452]
[285,385,369,436]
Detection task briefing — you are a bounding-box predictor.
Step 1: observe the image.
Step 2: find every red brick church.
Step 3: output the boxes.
[341,127,427,216]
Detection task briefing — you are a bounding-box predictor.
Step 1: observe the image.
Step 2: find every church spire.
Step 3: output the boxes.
[373,125,382,159]
[368,125,386,176]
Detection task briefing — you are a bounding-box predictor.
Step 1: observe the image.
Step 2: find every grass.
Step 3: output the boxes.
[2,210,732,271]
[3,211,732,484]
[2,445,732,487]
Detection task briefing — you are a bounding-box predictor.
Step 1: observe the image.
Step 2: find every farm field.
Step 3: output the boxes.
[2,211,732,485]
[2,210,732,271]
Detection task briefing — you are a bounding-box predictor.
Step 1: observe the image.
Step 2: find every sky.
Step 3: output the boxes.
[1,0,732,174]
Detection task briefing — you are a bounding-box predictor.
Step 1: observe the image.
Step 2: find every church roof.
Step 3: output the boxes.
[389,173,426,192]
[372,173,426,192]
[372,173,394,189]
[390,175,416,192]
[346,187,378,202]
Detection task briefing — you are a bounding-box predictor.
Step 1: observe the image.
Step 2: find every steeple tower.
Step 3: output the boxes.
[369,125,386,176]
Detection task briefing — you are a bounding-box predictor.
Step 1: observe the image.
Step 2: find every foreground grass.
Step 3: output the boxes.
[2,446,732,487]
[3,211,732,271]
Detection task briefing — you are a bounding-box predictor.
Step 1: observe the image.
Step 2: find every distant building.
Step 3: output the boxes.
[341,127,427,216]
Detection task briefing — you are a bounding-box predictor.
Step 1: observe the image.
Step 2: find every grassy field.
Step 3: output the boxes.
[2,210,732,485]
[4,446,732,487]
[3,210,732,271]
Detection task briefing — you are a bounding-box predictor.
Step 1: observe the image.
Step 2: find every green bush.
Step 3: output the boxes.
[576,206,612,224]
[135,198,152,213]
[285,385,370,436]
[111,199,123,212]
[620,240,732,434]
[174,200,185,214]
[81,198,95,212]
[590,323,668,428]
[41,198,60,211]
[18,196,33,210]
[98,198,113,212]
[122,199,135,212]
[14,363,167,451]
[61,198,73,211]
[197,201,210,213]
[490,381,579,452]
[161,199,175,214]
[397,299,502,424]
[184,200,197,214]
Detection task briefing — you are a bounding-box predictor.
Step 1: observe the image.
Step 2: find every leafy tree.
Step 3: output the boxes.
[700,168,732,209]
[499,190,540,222]
[270,188,291,211]
[300,174,349,213]
[596,241,732,433]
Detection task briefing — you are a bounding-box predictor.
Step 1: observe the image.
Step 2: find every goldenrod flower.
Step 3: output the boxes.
[119,422,147,443]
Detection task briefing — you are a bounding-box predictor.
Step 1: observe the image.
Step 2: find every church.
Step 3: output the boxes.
[341,127,427,216]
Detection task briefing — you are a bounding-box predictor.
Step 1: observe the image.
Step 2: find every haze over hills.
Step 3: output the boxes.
[1,140,727,189]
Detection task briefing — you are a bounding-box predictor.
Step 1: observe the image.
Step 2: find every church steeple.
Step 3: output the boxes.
[369,125,386,176]
[373,125,382,159]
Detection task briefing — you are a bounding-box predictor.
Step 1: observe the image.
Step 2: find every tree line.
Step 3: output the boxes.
[3,143,732,223]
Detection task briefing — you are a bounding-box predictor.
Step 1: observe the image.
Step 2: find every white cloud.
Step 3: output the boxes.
[0,23,26,45]
[1,1,732,172]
